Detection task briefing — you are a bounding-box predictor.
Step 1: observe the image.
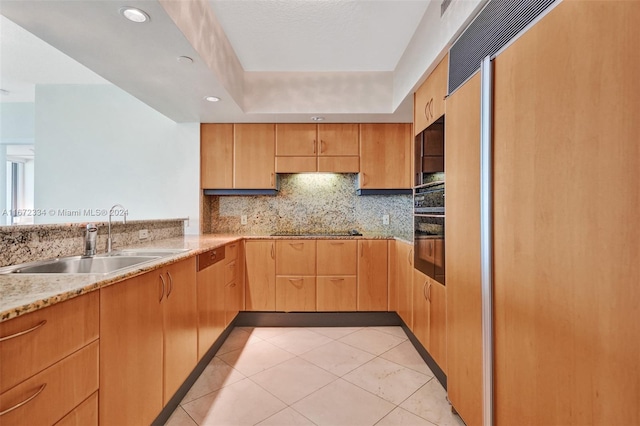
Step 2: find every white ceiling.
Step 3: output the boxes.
[0,0,483,123]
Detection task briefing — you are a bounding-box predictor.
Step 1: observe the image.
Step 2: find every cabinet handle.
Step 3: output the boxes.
[228,261,236,268]
[230,244,236,249]
[423,279,429,301]
[361,172,367,187]
[0,383,46,416]
[330,278,344,282]
[0,320,46,342]
[320,139,325,153]
[210,250,217,260]
[271,243,275,259]
[159,274,166,302]
[329,242,344,246]
[288,278,304,288]
[167,272,173,298]
[408,248,413,265]
[426,282,432,302]
[313,139,317,154]
[230,283,236,288]
[270,173,274,187]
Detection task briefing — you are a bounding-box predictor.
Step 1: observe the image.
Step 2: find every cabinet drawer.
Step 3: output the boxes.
[0,340,99,426]
[275,276,316,312]
[317,276,357,311]
[317,156,359,173]
[276,240,316,275]
[54,392,98,426]
[225,242,239,262]
[317,240,357,275]
[224,259,238,284]
[0,292,99,393]
[275,156,317,173]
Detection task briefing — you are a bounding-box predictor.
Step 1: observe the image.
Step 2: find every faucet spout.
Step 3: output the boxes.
[85,223,98,256]
[107,204,127,253]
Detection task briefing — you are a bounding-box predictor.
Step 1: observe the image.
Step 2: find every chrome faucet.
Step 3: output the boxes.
[84,223,98,256]
[107,204,127,253]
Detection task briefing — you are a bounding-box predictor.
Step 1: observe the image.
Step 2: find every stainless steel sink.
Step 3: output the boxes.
[0,255,162,274]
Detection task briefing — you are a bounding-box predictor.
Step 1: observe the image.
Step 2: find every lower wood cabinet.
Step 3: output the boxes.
[100,257,197,426]
[224,241,244,326]
[245,240,276,311]
[396,240,414,328]
[275,276,316,311]
[55,392,98,426]
[197,247,226,359]
[316,276,357,311]
[412,268,446,372]
[357,240,389,311]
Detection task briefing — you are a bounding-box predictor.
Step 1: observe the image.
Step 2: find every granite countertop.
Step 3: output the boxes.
[0,233,397,322]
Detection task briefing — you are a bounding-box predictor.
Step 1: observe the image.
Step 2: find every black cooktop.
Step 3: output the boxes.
[270,230,363,237]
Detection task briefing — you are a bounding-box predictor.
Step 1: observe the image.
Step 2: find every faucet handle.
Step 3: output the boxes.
[86,223,98,232]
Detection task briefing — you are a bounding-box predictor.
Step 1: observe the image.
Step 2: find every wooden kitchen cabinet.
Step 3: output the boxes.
[357,239,389,311]
[412,268,429,349]
[0,292,99,426]
[359,123,412,189]
[100,257,197,425]
[492,2,640,425]
[100,272,164,426]
[275,123,359,173]
[317,240,358,311]
[197,247,226,359]
[224,241,244,326]
[395,240,414,328]
[429,279,447,372]
[234,123,276,189]
[276,240,316,311]
[414,54,448,134]
[276,240,316,275]
[275,276,317,311]
[201,123,233,188]
[445,72,482,426]
[55,392,98,426]
[245,240,276,311]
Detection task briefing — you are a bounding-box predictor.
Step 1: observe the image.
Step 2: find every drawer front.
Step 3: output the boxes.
[0,341,99,426]
[0,292,99,393]
[317,276,357,311]
[317,156,359,173]
[276,240,316,275]
[275,276,316,312]
[197,246,225,271]
[317,240,357,275]
[225,242,239,262]
[54,392,98,426]
[224,259,238,285]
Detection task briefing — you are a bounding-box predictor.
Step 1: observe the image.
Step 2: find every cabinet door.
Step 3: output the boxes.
[234,124,275,189]
[100,272,163,426]
[359,124,412,189]
[276,123,317,156]
[224,241,244,326]
[414,54,448,134]
[412,268,429,350]
[163,258,197,403]
[245,240,276,311]
[201,123,233,188]
[318,123,359,156]
[396,241,414,329]
[445,73,482,426]
[276,240,316,276]
[275,276,316,312]
[316,240,357,275]
[197,259,225,359]
[357,240,389,311]
[428,280,447,372]
[317,276,357,311]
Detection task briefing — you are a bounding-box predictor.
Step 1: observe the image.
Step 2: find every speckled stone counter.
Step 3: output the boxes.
[0,233,398,322]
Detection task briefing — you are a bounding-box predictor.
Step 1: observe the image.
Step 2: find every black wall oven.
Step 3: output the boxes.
[414,115,446,285]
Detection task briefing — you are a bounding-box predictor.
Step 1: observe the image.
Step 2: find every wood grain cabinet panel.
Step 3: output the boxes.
[395,240,414,329]
[54,392,98,426]
[234,124,276,189]
[276,123,317,156]
[197,249,225,359]
[224,241,244,326]
[0,291,98,394]
[0,341,98,426]
[493,2,640,425]
[276,240,316,276]
[428,279,447,373]
[317,123,359,156]
[414,54,448,134]
[316,276,357,311]
[359,123,412,189]
[445,72,482,426]
[245,240,276,311]
[275,276,317,312]
[317,240,357,275]
[201,123,233,188]
[412,268,429,349]
[357,240,389,311]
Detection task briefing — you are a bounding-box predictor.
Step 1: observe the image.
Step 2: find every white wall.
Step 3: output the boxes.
[34,85,200,234]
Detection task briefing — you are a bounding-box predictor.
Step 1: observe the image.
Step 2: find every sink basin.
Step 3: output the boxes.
[0,255,161,275]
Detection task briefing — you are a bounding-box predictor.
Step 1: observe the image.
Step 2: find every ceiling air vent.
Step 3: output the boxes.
[448,0,557,93]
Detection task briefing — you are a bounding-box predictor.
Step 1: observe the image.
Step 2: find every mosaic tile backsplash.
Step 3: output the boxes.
[0,219,185,267]
[206,174,412,240]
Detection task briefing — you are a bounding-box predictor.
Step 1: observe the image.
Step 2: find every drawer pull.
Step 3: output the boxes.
[0,383,46,416]
[329,242,344,246]
[167,272,173,298]
[159,274,166,302]
[0,320,47,342]
[329,278,345,282]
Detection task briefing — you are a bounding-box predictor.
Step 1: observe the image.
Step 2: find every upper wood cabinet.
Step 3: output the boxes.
[359,123,412,189]
[234,124,276,189]
[201,123,276,189]
[201,123,233,189]
[275,123,359,173]
[414,54,448,134]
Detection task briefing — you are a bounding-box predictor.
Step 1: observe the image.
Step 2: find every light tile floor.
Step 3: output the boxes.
[165,326,465,426]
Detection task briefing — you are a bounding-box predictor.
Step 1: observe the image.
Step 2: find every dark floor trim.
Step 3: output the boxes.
[153,311,446,424]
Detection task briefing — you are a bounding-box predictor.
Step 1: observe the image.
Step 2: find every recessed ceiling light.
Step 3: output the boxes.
[119,7,150,23]
[177,56,193,64]
[311,116,325,121]
[204,96,221,102]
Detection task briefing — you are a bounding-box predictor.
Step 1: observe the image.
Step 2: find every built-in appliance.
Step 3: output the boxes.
[414,116,446,284]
